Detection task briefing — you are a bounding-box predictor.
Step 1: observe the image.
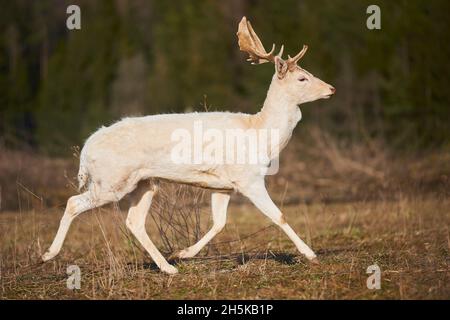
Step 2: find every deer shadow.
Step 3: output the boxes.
[132,246,360,272]
[234,252,298,265]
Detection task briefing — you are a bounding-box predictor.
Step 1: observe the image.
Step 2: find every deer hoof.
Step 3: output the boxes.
[42,251,57,262]
[161,264,178,275]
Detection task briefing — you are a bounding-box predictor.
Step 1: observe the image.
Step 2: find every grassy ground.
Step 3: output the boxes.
[1,192,448,299]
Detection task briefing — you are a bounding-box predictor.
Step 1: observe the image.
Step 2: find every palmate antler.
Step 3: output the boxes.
[237,16,308,69]
[237,16,284,64]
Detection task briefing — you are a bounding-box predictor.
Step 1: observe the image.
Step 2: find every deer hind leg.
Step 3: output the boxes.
[42,191,101,261]
[241,180,317,262]
[176,192,230,259]
[126,186,178,274]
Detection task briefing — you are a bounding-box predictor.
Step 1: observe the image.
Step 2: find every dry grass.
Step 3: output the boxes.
[0,191,448,299]
[1,134,449,299]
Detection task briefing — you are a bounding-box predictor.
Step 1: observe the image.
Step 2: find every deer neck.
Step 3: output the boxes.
[254,79,302,150]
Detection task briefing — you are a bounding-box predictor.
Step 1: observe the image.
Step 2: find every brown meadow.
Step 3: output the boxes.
[1,141,449,299]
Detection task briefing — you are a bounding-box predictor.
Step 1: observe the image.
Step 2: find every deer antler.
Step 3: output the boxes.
[237,16,284,65]
[287,45,308,70]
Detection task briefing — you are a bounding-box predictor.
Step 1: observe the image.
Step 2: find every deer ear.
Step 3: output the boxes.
[275,56,288,79]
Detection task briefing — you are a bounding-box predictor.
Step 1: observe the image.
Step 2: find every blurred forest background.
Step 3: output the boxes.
[0,0,449,210]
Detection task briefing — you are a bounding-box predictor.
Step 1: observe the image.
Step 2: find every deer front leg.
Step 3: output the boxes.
[241,180,317,262]
[176,192,230,259]
[42,192,98,261]
[126,188,178,274]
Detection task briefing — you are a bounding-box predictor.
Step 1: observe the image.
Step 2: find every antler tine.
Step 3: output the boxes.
[248,43,275,64]
[246,19,268,53]
[267,43,276,56]
[287,45,308,64]
[277,45,284,58]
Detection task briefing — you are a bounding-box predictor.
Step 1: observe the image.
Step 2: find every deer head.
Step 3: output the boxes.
[237,17,335,105]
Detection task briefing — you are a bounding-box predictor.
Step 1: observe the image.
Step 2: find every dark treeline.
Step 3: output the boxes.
[1,0,449,155]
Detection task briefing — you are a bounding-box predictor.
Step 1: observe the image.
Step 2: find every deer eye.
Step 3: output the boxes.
[298,76,308,82]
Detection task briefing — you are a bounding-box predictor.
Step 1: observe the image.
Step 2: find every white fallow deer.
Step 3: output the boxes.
[42,17,335,274]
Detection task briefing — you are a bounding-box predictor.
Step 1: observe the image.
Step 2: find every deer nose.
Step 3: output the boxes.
[330,87,336,94]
